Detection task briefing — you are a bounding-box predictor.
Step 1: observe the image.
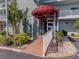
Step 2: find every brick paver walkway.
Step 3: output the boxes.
[22,36,43,56]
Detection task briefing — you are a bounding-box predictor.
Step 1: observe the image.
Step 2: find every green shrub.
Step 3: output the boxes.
[0,35,13,46]
[55,32,63,42]
[71,33,75,36]
[62,30,68,36]
[13,33,31,46]
[0,31,6,35]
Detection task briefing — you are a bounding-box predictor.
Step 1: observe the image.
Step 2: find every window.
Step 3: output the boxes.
[71,7,76,10]
[71,7,79,10]
[65,21,69,24]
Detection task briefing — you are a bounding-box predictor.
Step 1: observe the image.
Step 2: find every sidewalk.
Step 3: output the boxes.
[47,36,78,57]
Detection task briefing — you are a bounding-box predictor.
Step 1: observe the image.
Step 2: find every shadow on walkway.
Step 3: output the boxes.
[67,36,77,42]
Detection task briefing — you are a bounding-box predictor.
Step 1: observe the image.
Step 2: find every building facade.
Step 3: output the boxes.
[33,0,79,35]
[0,0,79,37]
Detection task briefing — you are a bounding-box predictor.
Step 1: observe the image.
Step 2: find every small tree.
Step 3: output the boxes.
[8,0,17,35]
[74,20,79,32]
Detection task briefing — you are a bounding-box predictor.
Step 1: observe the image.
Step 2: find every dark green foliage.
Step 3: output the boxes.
[0,35,13,46]
[62,30,68,36]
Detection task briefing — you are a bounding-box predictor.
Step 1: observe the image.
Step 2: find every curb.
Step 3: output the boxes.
[0,46,43,57]
[0,46,21,52]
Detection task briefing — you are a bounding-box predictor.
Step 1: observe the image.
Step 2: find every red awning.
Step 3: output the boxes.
[32,5,57,17]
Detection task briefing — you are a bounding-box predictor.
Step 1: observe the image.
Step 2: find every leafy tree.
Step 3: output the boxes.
[74,20,79,32]
[8,0,29,34]
[16,8,28,33]
[16,10,23,33]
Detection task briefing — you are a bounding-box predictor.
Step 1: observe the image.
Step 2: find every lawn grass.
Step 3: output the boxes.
[70,35,79,39]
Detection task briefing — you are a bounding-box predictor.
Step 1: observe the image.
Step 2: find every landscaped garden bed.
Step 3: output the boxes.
[0,33,32,49]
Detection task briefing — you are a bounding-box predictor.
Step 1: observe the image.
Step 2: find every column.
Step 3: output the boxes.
[5,0,8,35]
[31,17,34,40]
[47,19,48,32]
[57,21,59,31]
[37,18,39,36]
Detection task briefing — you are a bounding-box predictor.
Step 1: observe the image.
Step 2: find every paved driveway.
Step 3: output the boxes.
[0,49,45,59]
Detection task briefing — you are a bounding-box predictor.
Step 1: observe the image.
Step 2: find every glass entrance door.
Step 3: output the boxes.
[47,22,53,31]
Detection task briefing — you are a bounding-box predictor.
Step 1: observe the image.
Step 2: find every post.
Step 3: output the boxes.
[57,21,59,31]
[5,0,8,35]
[47,19,48,31]
[37,18,39,36]
[31,17,34,40]
[52,11,58,53]
[53,12,56,43]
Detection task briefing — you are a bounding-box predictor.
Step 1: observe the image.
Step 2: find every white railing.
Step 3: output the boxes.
[59,9,79,17]
[43,30,53,56]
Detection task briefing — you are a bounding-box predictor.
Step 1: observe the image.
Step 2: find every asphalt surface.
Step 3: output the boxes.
[0,48,78,59]
[0,49,44,59]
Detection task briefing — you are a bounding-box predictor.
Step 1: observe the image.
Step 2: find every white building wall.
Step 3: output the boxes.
[59,20,76,32]
[16,0,37,16]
